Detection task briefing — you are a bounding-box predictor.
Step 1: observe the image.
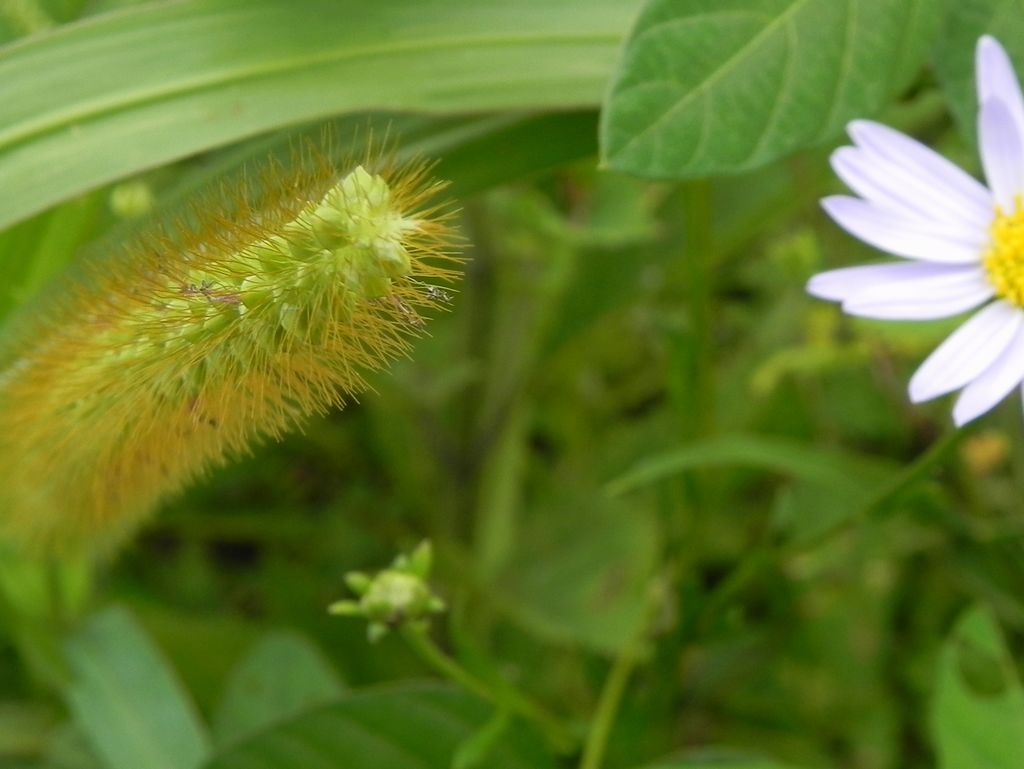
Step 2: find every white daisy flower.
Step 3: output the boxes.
[808,35,1024,427]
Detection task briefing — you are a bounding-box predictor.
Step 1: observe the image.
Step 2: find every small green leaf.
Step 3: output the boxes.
[64,607,210,769]
[601,0,942,177]
[932,606,1024,769]
[407,541,433,579]
[344,572,372,596]
[935,0,1024,142]
[201,686,555,769]
[212,630,345,747]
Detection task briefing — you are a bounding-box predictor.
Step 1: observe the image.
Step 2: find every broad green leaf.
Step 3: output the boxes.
[932,606,1024,769]
[0,0,640,231]
[601,0,942,177]
[935,0,1024,141]
[497,492,659,654]
[123,607,264,721]
[64,607,210,769]
[201,685,555,769]
[212,630,345,747]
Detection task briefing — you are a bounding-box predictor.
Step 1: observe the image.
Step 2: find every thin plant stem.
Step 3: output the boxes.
[578,641,642,769]
[794,426,972,553]
[699,427,970,629]
[681,179,715,440]
[579,579,664,769]
[400,626,575,753]
[858,427,969,519]
[665,179,716,550]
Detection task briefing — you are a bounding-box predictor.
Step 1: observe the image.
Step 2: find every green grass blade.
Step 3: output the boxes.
[0,0,639,230]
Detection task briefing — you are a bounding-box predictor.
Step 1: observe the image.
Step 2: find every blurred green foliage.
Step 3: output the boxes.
[3,1,1024,769]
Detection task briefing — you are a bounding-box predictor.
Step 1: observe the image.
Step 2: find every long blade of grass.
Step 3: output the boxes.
[0,0,638,230]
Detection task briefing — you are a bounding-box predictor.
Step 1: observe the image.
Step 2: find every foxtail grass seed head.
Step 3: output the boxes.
[0,142,461,552]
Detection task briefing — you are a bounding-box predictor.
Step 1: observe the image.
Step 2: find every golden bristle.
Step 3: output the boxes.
[0,139,461,553]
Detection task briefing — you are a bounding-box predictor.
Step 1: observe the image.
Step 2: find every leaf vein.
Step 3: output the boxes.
[610,0,817,161]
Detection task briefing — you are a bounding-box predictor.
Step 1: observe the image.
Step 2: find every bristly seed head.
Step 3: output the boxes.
[0,141,461,553]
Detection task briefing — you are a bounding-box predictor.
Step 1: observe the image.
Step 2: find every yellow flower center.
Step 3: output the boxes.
[985,198,1024,306]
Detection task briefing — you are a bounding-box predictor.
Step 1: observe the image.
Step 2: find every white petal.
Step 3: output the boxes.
[979,98,1024,211]
[977,36,1024,138]
[822,196,987,263]
[808,262,964,302]
[842,265,992,320]
[909,300,1023,402]
[953,323,1024,425]
[847,120,993,223]
[832,146,990,231]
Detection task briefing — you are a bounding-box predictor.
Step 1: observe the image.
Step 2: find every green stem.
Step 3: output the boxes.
[664,180,716,547]
[579,578,664,769]
[401,626,575,753]
[699,427,969,628]
[793,426,970,553]
[681,179,715,440]
[44,557,67,631]
[859,427,968,518]
[578,643,641,769]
